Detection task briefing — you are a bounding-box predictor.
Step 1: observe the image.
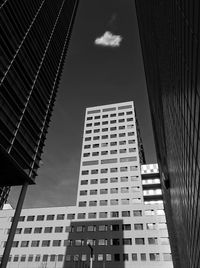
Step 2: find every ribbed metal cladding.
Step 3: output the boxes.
[0,0,79,191]
[135,1,200,268]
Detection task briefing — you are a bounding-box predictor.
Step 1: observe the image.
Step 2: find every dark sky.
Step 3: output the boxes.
[9,0,157,209]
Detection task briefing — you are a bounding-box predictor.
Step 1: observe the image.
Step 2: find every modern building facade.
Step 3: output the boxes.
[0,0,79,207]
[64,102,173,268]
[0,102,173,268]
[135,1,200,268]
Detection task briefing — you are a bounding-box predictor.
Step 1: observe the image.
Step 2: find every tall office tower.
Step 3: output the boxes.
[0,0,79,207]
[135,1,200,268]
[64,102,173,268]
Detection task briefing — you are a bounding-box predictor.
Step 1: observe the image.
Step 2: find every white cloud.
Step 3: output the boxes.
[94,31,122,47]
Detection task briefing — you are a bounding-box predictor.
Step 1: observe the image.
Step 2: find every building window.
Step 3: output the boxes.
[132,198,142,204]
[82,160,98,166]
[93,136,100,140]
[92,151,99,156]
[87,239,96,246]
[135,238,145,245]
[140,253,146,261]
[21,241,29,247]
[90,179,98,184]
[91,169,99,174]
[123,238,132,245]
[101,158,117,164]
[148,237,158,245]
[85,137,91,141]
[31,241,40,247]
[34,227,42,234]
[18,216,25,222]
[122,211,130,217]
[120,166,128,172]
[88,213,96,219]
[94,115,100,119]
[110,167,118,173]
[81,180,88,185]
[101,168,108,173]
[119,140,126,145]
[99,225,108,231]
[94,129,100,133]
[79,201,87,207]
[98,239,108,246]
[102,114,108,118]
[44,227,52,233]
[35,255,40,262]
[111,224,120,231]
[86,130,92,134]
[42,240,50,247]
[77,213,86,219]
[81,255,87,261]
[123,254,129,261]
[24,228,32,234]
[110,211,119,218]
[66,226,74,232]
[134,224,143,230]
[100,200,108,206]
[119,148,126,153]
[75,240,84,246]
[133,210,142,216]
[67,213,75,220]
[122,224,131,231]
[89,201,97,206]
[65,255,71,261]
[110,126,117,131]
[110,188,118,194]
[149,253,160,261]
[102,128,108,132]
[15,228,22,234]
[94,122,100,126]
[101,150,108,155]
[84,145,91,149]
[76,226,85,232]
[43,255,48,262]
[110,177,118,183]
[55,227,63,233]
[114,254,120,261]
[27,216,35,221]
[88,225,96,232]
[13,255,19,262]
[47,214,54,220]
[100,178,108,184]
[106,254,112,261]
[53,240,61,247]
[110,142,117,146]
[121,187,129,193]
[100,188,108,194]
[12,241,19,247]
[99,212,107,218]
[28,255,33,262]
[110,149,117,154]
[80,190,87,196]
[90,189,97,195]
[132,253,137,261]
[111,239,120,245]
[102,135,108,139]
[110,199,118,205]
[20,255,26,262]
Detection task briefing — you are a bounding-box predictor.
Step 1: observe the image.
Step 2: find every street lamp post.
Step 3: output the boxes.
[87,243,93,268]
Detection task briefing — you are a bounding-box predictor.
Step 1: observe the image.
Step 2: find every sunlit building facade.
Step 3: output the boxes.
[135,1,200,268]
[0,0,79,207]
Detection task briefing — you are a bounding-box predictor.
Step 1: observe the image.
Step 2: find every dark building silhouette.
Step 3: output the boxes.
[0,0,79,207]
[135,1,200,268]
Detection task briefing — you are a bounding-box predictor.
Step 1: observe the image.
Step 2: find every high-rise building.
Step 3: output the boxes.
[0,187,10,210]
[0,102,173,268]
[0,0,79,207]
[64,102,173,268]
[135,1,200,268]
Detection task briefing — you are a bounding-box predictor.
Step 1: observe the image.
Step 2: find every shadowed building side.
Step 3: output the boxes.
[0,0,79,207]
[135,1,200,268]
